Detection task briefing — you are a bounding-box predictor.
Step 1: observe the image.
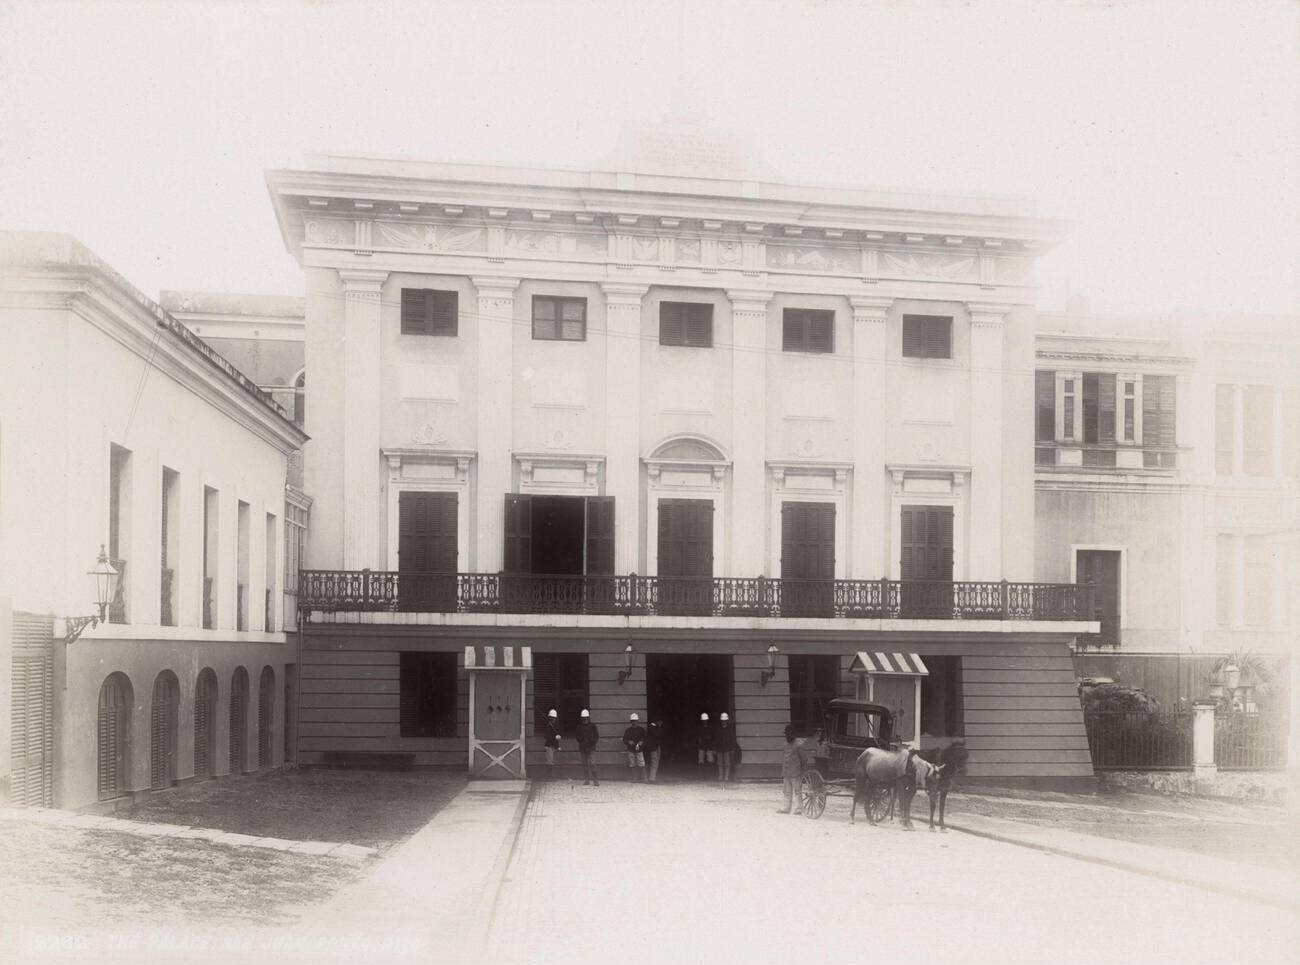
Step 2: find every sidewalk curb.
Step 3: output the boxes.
[948,821,1300,915]
[476,780,535,957]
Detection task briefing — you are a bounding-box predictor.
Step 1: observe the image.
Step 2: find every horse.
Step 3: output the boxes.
[850,747,925,829]
[916,739,969,832]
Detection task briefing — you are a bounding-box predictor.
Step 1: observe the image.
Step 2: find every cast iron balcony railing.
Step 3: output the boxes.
[298,571,1097,622]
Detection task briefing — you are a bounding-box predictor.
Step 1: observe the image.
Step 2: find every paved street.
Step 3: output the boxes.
[487,782,1298,965]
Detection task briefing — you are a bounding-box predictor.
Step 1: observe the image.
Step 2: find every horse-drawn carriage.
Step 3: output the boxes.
[798,698,899,821]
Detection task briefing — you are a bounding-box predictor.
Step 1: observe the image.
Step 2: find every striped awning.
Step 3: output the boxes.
[849,651,929,676]
[464,645,532,672]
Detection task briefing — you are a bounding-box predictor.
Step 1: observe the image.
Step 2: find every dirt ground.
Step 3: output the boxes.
[124,767,466,850]
[954,786,1298,872]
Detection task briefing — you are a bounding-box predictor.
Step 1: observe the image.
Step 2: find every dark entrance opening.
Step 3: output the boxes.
[645,653,734,779]
[920,656,964,743]
[530,496,586,574]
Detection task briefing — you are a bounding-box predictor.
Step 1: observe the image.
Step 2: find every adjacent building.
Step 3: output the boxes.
[266,150,1099,782]
[1033,307,1300,710]
[0,232,307,809]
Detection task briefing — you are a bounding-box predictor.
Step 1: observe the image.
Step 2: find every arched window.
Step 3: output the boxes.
[292,371,305,428]
[194,668,217,778]
[230,667,249,774]
[258,666,276,769]
[150,671,180,789]
[97,673,133,800]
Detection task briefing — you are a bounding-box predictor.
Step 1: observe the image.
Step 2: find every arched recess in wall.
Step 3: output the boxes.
[644,434,730,465]
[194,668,218,778]
[258,666,276,769]
[230,666,249,774]
[149,670,180,789]
[292,368,305,428]
[97,672,133,801]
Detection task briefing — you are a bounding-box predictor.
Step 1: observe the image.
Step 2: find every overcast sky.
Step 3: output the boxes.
[2,0,1296,318]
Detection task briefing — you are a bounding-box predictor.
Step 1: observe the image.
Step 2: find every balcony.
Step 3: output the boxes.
[298,571,1096,622]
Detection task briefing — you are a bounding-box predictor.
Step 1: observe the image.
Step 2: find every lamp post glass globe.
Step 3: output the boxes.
[88,545,119,623]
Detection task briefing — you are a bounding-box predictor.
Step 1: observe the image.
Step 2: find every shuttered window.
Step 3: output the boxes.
[503,495,533,573]
[585,497,615,576]
[399,652,458,738]
[502,495,615,575]
[1215,385,1235,473]
[780,503,835,580]
[902,315,952,359]
[532,295,587,341]
[12,613,55,806]
[1082,373,1116,444]
[788,655,839,737]
[398,492,457,572]
[400,288,458,336]
[230,667,249,774]
[782,308,834,353]
[1035,370,1056,442]
[194,669,216,778]
[1243,385,1273,476]
[657,499,714,578]
[1142,374,1177,451]
[659,301,713,347]
[900,506,954,581]
[258,666,275,768]
[150,672,178,789]
[97,673,131,800]
[533,653,589,736]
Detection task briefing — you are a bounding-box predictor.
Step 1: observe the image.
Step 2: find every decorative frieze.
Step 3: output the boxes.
[880,251,978,282]
[767,244,860,273]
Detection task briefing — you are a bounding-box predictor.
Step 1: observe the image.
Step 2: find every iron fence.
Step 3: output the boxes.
[1084,711,1193,770]
[1214,713,1288,770]
[298,571,1097,621]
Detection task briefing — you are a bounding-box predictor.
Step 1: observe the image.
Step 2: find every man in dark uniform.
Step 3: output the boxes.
[576,708,600,786]
[543,708,562,781]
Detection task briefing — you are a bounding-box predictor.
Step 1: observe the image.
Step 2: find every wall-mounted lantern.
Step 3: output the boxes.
[64,545,120,643]
[618,644,636,686]
[760,644,780,687]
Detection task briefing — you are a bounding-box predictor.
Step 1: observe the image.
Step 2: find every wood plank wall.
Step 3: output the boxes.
[963,643,1093,778]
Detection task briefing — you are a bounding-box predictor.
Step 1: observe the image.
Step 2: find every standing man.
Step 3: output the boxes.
[576,708,600,786]
[716,712,740,782]
[543,708,562,782]
[644,718,663,783]
[623,713,647,782]
[778,724,811,813]
[697,712,713,769]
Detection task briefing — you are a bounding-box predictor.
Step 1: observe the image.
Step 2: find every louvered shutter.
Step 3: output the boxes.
[1098,374,1116,444]
[97,676,127,800]
[194,673,212,777]
[808,312,833,353]
[900,508,915,580]
[1035,370,1056,442]
[151,678,166,788]
[780,504,795,579]
[398,492,429,573]
[584,497,615,575]
[782,311,800,351]
[430,290,458,336]
[258,668,274,768]
[12,614,54,806]
[1143,374,1176,448]
[230,673,247,773]
[686,303,713,347]
[939,507,954,579]
[429,493,457,572]
[817,504,835,578]
[503,495,533,573]
[401,289,426,334]
[660,302,684,345]
[400,652,420,737]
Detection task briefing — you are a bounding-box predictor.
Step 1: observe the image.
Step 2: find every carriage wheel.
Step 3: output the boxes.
[868,786,892,824]
[800,771,827,820]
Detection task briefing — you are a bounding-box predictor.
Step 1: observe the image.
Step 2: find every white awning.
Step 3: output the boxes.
[464,645,532,671]
[849,651,929,676]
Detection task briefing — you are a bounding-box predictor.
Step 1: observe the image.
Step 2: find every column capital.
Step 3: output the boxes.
[725,289,774,314]
[849,295,893,323]
[599,282,650,307]
[470,276,521,301]
[338,268,388,297]
[966,302,1013,328]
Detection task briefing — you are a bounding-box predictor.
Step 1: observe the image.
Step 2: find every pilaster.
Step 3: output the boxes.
[600,283,648,573]
[727,290,773,576]
[473,276,520,571]
[339,268,388,569]
[850,296,891,578]
[967,303,1009,580]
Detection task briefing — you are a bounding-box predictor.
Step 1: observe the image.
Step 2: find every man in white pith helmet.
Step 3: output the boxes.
[543,708,562,781]
[576,708,600,786]
[697,712,715,767]
[716,712,740,782]
[623,712,647,782]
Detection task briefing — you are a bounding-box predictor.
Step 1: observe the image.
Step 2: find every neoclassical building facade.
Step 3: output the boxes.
[268,153,1099,781]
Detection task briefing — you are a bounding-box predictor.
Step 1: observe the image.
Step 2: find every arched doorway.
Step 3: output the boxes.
[97,673,133,800]
[194,668,217,778]
[258,666,275,769]
[150,671,179,789]
[230,667,249,774]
